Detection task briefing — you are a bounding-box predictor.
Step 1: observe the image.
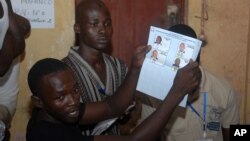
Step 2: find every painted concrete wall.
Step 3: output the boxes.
[247,7,250,124]
[188,0,250,123]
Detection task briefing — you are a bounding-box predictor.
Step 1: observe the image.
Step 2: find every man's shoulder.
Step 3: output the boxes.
[62,46,78,59]
[200,67,237,106]
[201,67,231,88]
[103,53,127,67]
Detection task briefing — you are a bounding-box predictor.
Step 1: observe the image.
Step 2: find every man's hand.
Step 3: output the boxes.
[171,60,201,96]
[130,45,151,73]
[118,96,142,135]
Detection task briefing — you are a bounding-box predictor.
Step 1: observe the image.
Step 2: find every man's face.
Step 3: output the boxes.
[77,5,113,51]
[175,58,180,65]
[156,36,162,44]
[179,43,185,51]
[39,69,80,124]
[152,50,158,58]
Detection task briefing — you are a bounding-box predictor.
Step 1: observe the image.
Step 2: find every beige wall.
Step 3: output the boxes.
[247,7,250,123]
[8,0,250,140]
[9,0,75,140]
[188,0,250,123]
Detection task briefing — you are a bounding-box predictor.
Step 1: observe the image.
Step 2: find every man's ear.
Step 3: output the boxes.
[31,96,43,108]
[74,23,80,34]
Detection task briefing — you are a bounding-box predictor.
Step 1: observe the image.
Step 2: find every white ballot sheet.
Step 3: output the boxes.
[136,26,202,107]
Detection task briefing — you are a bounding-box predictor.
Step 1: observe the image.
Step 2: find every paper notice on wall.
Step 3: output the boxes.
[11,0,55,29]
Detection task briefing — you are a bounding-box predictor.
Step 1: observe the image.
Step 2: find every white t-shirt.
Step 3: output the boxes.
[0,57,20,118]
[0,0,9,50]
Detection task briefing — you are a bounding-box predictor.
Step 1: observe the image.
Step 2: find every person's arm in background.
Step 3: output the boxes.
[0,0,30,76]
[0,0,30,128]
[0,31,18,76]
[0,0,11,76]
[79,45,151,124]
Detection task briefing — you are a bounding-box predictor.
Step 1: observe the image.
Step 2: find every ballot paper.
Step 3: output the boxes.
[136,26,202,107]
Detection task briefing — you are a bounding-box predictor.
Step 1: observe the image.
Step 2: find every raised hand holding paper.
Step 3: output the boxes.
[136,26,202,107]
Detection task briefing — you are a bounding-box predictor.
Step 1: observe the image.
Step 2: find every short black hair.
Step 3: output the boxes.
[28,58,69,97]
[75,0,108,23]
[168,24,197,39]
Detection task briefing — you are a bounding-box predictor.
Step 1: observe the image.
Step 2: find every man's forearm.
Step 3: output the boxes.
[106,69,140,117]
